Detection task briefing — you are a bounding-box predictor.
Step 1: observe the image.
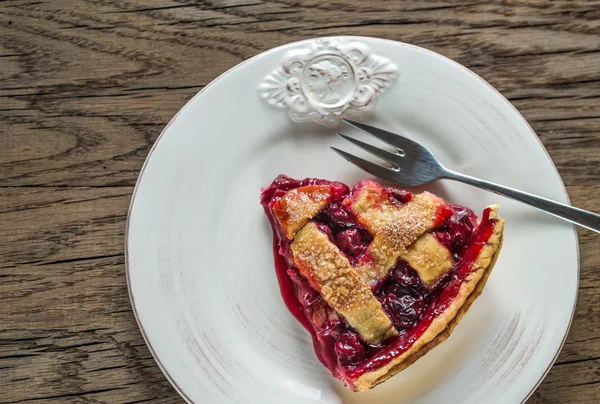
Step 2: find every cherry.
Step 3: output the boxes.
[434,205,478,258]
[330,182,351,199]
[300,178,329,187]
[335,331,366,366]
[434,231,452,252]
[383,285,425,329]
[336,228,368,258]
[390,260,422,288]
[321,202,356,229]
[272,174,301,190]
[260,175,301,205]
[387,188,413,206]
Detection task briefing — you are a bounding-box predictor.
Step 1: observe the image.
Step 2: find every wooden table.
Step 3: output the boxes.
[2,1,599,403]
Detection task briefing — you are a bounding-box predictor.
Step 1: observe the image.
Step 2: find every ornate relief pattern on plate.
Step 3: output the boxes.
[259,38,398,126]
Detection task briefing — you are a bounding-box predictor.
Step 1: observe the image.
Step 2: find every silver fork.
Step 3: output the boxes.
[332,119,600,233]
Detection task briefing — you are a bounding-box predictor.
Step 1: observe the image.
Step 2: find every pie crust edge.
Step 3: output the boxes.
[352,207,505,391]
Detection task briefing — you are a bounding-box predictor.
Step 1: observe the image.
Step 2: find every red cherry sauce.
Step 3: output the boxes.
[271,246,343,375]
[262,175,354,378]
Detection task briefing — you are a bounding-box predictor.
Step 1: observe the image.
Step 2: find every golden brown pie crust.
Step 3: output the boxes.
[272,185,334,239]
[401,233,454,287]
[291,222,397,345]
[349,183,447,286]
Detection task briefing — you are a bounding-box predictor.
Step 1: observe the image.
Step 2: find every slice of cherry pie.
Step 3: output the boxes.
[260,175,504,391]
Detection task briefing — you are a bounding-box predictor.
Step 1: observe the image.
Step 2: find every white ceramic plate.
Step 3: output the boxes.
[126,36,578,404]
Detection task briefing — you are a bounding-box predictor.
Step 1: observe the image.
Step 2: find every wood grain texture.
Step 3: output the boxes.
[1,0,599,402]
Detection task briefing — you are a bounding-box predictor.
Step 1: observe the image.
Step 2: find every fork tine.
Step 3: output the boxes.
[342,118,417,151]
[330,147,398,180]
[336,133,402,166]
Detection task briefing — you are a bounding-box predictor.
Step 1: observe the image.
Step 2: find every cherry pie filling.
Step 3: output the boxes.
[261,175,498,388]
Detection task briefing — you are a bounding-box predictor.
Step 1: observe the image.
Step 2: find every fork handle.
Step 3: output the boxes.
[444,169,600,233]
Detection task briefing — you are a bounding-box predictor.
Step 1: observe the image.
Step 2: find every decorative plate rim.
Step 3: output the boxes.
[125,35,579,404]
